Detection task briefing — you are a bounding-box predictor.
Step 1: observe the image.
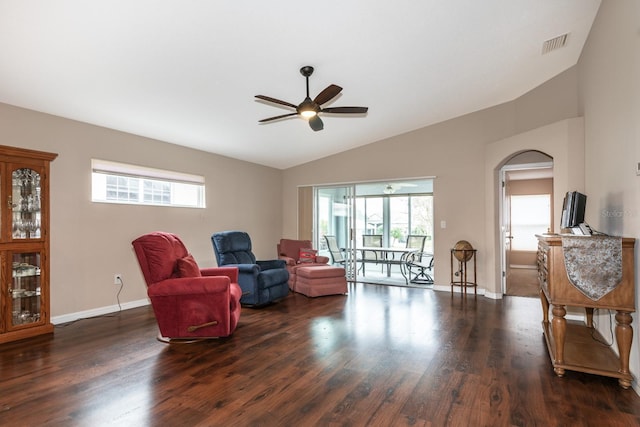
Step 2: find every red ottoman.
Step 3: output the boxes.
[295,265,348,297]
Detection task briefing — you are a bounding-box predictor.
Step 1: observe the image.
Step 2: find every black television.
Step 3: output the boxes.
[560,191,589,234]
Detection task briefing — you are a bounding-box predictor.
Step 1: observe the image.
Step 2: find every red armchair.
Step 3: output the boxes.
[132,232,242,341]
[277,238,330,289]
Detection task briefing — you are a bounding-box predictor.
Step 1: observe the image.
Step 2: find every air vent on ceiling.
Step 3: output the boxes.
[542,33,569,54]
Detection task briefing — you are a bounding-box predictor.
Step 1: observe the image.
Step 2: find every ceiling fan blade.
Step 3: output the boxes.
[313,84,342,105]
[255,95,297,109]
[321,106,369,114]
[259,112,298,123]
[309,115,324,131]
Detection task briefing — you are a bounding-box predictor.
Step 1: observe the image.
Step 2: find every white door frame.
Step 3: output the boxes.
[499,161,553,294]
[313,185,357,280]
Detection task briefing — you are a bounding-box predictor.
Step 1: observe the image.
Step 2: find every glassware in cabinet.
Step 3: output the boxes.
[10,251,43,327]
[11,167,43,240]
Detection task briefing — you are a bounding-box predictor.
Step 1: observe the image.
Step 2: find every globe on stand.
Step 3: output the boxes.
[452,240,474,262]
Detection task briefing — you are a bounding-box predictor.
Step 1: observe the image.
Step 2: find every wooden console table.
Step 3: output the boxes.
[536,234,636,388]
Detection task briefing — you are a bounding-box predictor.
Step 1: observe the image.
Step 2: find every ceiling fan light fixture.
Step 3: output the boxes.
[298,97,318,118]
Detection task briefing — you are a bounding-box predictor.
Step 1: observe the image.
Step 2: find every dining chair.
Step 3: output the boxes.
[324,235,346,266]
[406,235,427,252]
[400,235,428,280]
[404,251,434,284]
[360,234,383,275]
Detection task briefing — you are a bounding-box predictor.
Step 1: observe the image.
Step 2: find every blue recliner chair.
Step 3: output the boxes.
[211,231,290,306]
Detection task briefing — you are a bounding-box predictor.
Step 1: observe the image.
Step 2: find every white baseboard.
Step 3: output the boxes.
[432,284,450,293]
[433,284,489,297]
[483,290,502,299]
[51,298,150,325]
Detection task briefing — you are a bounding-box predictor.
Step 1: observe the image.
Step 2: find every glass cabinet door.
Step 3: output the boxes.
[10,251,43,327]
[12,167,42,240]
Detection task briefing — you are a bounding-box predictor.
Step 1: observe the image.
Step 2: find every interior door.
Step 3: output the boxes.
[501,170,512,294]
[314,185,357,280]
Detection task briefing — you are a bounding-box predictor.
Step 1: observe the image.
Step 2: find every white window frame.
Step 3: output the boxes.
[91,159,205,208]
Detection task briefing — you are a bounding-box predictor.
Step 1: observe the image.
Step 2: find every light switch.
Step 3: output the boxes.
[440,220,446,229]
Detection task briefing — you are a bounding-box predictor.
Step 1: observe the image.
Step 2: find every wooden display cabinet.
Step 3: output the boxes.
[0,145,57,344]
[536,234,636,388]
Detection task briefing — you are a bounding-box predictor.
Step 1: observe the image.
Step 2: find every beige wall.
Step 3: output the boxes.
[578,0,640,391]
[0,103,282,318]
[282,67,580,296]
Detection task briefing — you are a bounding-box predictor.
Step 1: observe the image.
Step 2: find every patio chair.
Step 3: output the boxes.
[359,234,383,275]
[406,235,427,252]
[404,252,434,285]
[324,235,346,266]
[398,235,428,279]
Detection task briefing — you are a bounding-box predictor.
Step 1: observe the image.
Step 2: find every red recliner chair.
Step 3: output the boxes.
[277,238,330,290]
[132,232,242,341]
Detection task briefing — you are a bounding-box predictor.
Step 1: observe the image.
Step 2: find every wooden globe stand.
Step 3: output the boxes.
[450,242,477,296]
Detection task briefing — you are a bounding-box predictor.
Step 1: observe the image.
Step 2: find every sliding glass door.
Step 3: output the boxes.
[311,179,434,285]
[314,185,357,279]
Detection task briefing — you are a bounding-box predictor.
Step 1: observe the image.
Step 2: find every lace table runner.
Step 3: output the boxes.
[561,235,622,300]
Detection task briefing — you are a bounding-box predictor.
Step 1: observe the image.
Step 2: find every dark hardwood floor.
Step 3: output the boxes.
[1,283,639,426]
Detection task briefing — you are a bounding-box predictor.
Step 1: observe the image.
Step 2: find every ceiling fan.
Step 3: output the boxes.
[255,66,368,132]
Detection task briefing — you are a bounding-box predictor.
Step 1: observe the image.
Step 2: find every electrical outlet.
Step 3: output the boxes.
[114,274,122,285]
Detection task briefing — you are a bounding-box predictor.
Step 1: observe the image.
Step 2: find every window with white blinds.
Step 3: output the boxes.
[91,159,205,208]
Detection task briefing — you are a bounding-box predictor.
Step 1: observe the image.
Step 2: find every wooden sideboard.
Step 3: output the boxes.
[536,234,636,388]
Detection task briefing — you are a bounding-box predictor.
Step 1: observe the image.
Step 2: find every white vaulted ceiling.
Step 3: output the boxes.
[0,1,601,169]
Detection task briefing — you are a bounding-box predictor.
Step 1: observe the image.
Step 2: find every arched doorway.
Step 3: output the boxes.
[483,117,584,298]
[499,151,553,296]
